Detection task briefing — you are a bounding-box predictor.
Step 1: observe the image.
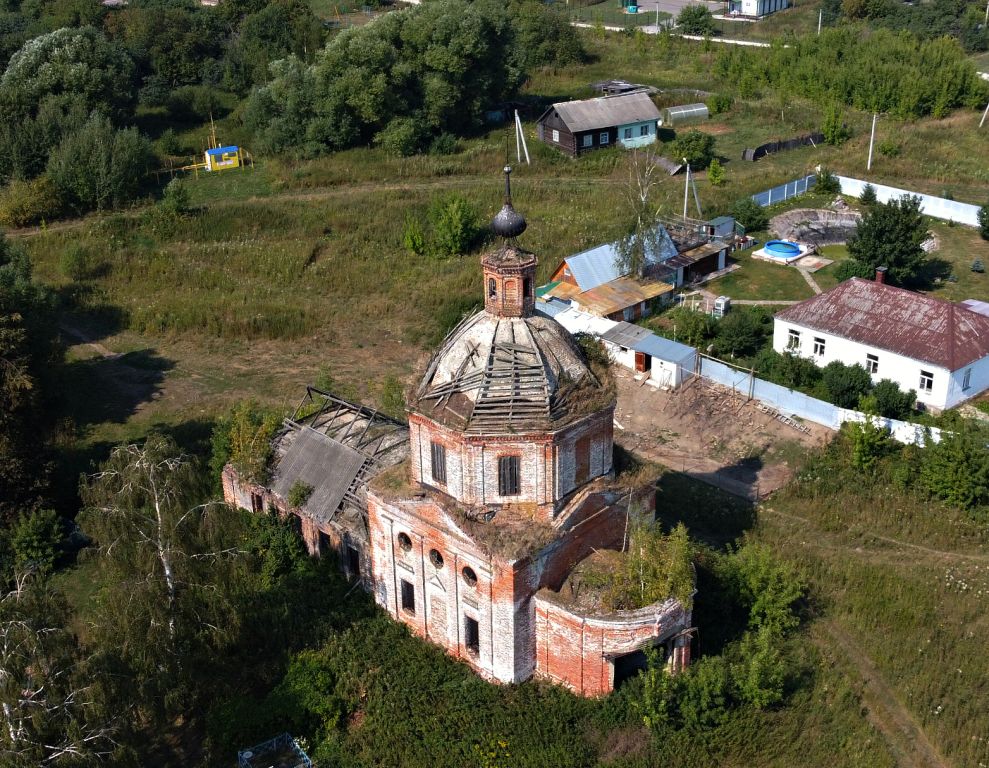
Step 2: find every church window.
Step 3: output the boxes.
[498,455,521,496]
[397,532,412,551]
[462,566,477,587]
[429,548,444,569]
[400,579,415,614]
[523,276,532,298]
[464,616,480,655]
[488,278,497,298]
[430,441,447,484]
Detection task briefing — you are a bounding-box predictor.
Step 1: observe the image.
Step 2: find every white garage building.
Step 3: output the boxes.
[773,277,989,411]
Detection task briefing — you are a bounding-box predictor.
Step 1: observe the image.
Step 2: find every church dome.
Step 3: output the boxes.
[411,310,609,434]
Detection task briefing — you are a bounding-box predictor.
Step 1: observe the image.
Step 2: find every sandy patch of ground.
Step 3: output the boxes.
[613,369,830,499]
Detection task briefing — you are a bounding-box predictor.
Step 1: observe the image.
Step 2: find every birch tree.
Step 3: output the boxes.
[79,436,246,716]
[0,574,119,766]
[614,147,671,279]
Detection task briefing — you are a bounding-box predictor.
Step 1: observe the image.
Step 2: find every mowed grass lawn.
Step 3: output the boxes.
[706,250,816,300]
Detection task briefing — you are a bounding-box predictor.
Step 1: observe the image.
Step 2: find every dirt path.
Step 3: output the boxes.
[815,620,949,768]
[762,505,989,564]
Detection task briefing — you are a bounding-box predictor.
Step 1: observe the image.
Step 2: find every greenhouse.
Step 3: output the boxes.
[659,103,709,127]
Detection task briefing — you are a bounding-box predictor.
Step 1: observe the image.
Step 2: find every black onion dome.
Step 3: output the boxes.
[490,165,527,239]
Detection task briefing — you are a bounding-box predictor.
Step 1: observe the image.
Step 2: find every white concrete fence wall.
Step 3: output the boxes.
[837,176,980,227]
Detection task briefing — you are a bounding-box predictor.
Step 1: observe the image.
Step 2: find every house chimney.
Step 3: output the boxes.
[875,266,887,284]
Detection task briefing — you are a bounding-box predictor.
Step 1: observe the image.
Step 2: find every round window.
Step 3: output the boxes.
[462,566,478,587]
[397,532,412,551]
[429,549,444,568]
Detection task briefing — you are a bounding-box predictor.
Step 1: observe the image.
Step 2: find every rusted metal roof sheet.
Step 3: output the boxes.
[572,276,673,318]
[550,92,661,134]
[775,278,989,371]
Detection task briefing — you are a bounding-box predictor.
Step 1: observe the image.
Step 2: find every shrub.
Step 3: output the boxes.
[428,133,458,156]
[677,656,730,728]
[379,375,405,418]
[669,129,715,169]
[666,307,716,347]
[752,348,821,390]
[677,5,715,35]
[47,115,153,212]
[225,400,283,484]
[819,361,872,408]
[814,167,841,194]
[375,117,426,157]
[0,176,62,228]
[59,243,97,280]
[730,197,768,233]
[869,379,915,419]
[12,508,64,574]
[719,542,805,636]
[707,157,726,186]
[731,625,786,709]
[287,480,314,509]
[821,103,849,146]
[918,422,989,513]
[877,139,900,157]
[859,183,877,205]
[429,194,481,257]
[706,93,732,115]
[714,308,769,358]
[402,213,426,256]
[979,202,989,241]
[832,259,873,282]
[972,259,985,273]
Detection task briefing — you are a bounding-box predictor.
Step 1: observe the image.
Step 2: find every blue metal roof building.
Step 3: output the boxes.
[560,226,679,292]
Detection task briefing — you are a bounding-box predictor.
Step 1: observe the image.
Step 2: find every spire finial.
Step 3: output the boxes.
[491,165,526,240]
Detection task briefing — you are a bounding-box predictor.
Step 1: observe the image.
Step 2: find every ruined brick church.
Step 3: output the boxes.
[223,169,692,696]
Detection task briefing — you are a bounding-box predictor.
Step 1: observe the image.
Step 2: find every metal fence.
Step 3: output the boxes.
[750,174,816,207]
[695,354,939,445]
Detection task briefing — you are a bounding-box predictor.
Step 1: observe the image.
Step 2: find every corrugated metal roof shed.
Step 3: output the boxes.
[552,92,661,133]
[600,322,651,349]
[633,333,696,365]
[563,226,678,292]
[776,278,989,371]
[573,276,673,318]
[535,297,570,318]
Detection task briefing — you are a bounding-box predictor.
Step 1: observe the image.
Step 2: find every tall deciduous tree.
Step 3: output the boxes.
[79,436,247,716]
[0,27,136,123]
[0,236,58,523]
[0,574,121,765]
[847,194,929,287]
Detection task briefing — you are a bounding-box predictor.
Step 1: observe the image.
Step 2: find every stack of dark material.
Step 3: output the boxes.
[742,131,825,162]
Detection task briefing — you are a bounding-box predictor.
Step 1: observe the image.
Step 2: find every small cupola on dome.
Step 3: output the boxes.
[483,166,536,318]
[491,165,527,239]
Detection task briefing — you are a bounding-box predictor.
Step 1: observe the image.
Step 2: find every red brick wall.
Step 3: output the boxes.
[407,408,615,521]
[533,595,692,696]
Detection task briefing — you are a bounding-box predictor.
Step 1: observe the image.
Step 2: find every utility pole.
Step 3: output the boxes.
[981,99,989,129]
[656,2,659,30]
[867,112,877,172]
[817,8,822,35]
[683,161,690,219]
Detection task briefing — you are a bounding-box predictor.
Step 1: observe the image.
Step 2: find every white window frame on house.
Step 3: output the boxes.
[963,367,972,390]
[552,129,560,143]
[599,132,610,145]
[623,127,632,140]
[866,354,879,374]
[640,124,649,137]
[813,337,825,357]
[582,134,593,148]
[919,370,934,393]
[786,329,800,350]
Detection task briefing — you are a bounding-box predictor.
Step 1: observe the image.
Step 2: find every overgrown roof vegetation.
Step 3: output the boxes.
[556,522,695,613]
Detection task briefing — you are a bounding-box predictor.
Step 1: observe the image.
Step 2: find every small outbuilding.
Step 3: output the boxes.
[537,92,661,157]
[659,103,709,128]
[727,0,790,17]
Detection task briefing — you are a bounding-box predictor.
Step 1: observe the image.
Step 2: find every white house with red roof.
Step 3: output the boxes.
[772,274,989,411]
